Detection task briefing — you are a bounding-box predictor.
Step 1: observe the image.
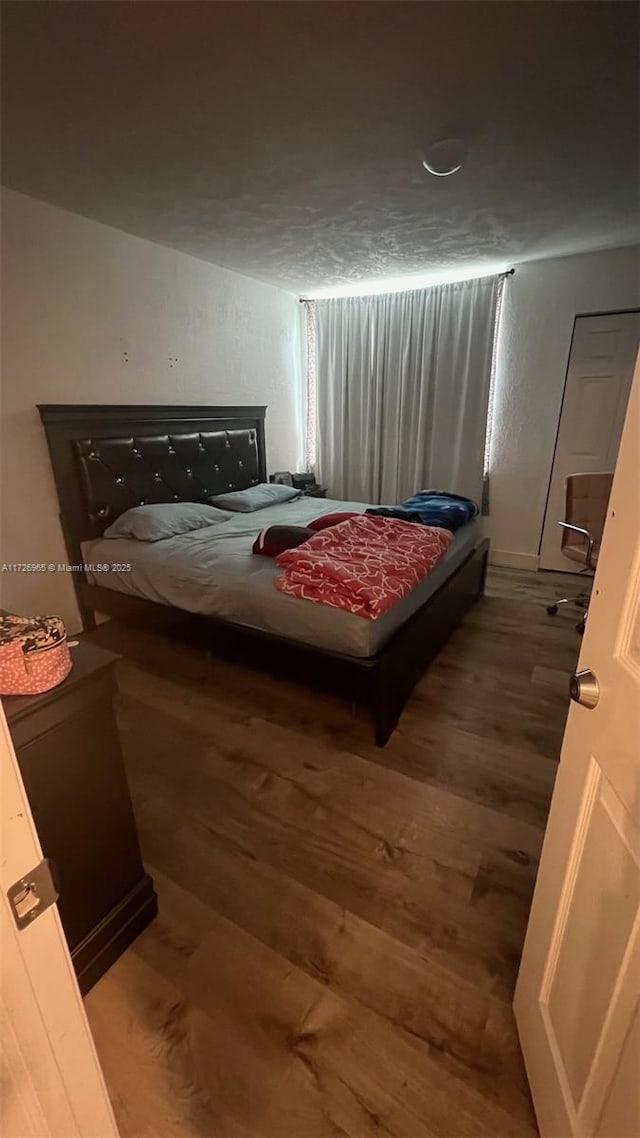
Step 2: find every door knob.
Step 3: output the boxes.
[570,670,599,709]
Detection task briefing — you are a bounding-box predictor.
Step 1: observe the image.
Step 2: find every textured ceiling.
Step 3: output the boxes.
[2,1,638,293]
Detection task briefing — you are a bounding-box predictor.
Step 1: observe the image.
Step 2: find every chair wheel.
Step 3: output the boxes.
[547,604,558,616]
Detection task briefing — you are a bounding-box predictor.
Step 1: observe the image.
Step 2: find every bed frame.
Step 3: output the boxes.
[38,404,489,746]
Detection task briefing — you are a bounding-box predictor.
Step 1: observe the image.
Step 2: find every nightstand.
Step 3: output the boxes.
[3,639,156,993]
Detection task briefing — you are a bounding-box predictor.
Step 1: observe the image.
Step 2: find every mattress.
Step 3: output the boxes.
[82,497,480,659]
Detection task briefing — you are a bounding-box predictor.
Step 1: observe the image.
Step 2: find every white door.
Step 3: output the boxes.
[0,706,118,1138]
[514,350,640,1138]
[539,310,640,572]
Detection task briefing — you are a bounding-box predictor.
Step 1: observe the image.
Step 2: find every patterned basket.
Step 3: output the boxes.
[0,613,72,696]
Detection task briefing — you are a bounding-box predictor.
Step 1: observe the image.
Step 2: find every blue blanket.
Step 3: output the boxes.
[366,490,478,532]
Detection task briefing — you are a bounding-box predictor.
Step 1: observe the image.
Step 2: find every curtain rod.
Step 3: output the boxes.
[298,267,515,302]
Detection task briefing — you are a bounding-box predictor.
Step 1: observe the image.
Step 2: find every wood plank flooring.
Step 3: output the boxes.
[84,567,581,1138]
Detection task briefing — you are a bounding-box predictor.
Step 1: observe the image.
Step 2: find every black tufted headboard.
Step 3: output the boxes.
[38,404,267,564]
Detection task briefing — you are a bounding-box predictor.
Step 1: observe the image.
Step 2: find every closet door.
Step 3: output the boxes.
[539,310,639,572]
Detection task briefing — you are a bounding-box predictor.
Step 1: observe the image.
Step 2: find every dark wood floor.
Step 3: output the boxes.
[84,567,581,1138]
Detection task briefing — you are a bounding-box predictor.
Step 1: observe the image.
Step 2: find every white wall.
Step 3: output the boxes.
[3,190,637,635]
[488,246,640,568]
[0,189,302,630]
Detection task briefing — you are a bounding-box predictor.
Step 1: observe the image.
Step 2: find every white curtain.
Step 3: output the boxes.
[314,275,500,505]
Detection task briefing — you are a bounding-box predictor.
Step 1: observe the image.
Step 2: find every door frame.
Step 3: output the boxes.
[537,307,640,565]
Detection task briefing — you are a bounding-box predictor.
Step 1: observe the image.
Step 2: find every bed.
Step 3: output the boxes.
[38,404,489,746]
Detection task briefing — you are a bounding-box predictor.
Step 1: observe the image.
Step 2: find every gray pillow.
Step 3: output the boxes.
[207,483,301,512]
[103,502,232,542]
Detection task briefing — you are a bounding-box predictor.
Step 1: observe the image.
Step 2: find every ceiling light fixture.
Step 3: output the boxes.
[422,138,465,177]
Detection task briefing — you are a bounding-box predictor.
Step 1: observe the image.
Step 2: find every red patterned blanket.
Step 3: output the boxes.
[275,514,454,619]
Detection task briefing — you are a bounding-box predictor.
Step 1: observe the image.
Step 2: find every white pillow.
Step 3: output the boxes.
[103,502,231,541]
[207,483,301,512]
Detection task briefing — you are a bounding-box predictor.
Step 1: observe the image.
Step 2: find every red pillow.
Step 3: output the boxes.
[252,525,314,557]
[308,511,359,532]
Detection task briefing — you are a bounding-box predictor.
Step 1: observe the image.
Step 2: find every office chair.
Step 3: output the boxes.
[546,471,613,633]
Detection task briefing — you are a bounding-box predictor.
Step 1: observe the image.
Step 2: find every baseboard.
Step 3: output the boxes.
[72,873,157,994]
[489,549,540,571]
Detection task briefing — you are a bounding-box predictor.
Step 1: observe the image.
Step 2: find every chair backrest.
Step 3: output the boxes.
[562,472,614,554]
